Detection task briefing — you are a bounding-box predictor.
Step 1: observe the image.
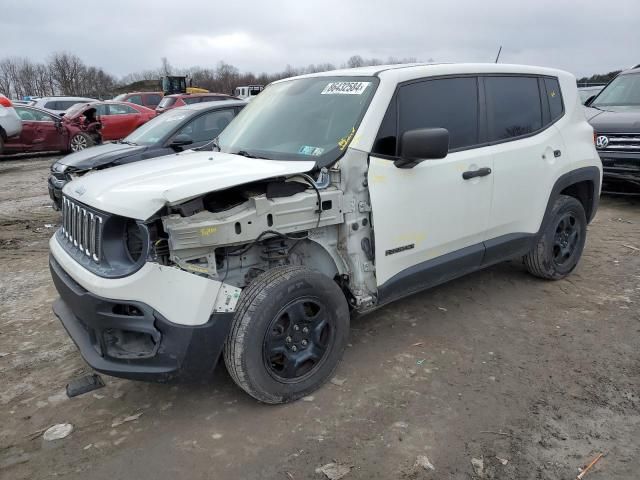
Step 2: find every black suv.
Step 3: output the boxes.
[585,64,640,195]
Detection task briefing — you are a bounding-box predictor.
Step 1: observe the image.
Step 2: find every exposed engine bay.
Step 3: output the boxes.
[148,150,379,310]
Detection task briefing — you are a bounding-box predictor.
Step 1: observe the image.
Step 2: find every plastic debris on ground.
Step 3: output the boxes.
[111,412,143,428]
[315,462,352,480]
[66,373,105,398]
[42,423,74,441]
[415,455,435,471]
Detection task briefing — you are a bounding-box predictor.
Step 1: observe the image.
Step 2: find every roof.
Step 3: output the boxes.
[118,91,163,95]
[165,92,237,98]
[623,65,640,74]
[178,99,247,112]
[275,62,573,84]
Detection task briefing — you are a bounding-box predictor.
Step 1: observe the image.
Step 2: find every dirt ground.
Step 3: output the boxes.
[0,154,639,480]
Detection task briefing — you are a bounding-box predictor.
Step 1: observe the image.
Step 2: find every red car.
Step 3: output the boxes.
[3,102,156,155]
[2,105,95,154]
[66,101,156,142]
[155,93,239,113]
[113,91,164,109]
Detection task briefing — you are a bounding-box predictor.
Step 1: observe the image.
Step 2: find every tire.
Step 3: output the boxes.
[224,266,350,404]
[0,135,4,155]
[69,132,94,152]
[524,195,587,280]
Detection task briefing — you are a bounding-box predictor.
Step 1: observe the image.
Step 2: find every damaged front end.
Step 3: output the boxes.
[158,172,346,300]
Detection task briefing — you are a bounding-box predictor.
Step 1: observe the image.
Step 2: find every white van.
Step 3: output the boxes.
[50,64,601,403]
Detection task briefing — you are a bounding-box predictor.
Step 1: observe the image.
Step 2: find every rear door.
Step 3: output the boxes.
[102,103,140,140]
[11,107,65,151]
[482,75,567,261]
[30,109,67,151]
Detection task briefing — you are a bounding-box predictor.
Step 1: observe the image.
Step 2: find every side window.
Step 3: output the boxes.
[44,101,58,110]
[16,107,36,121]
[95,104,108,116]
[109,104,137,115]
[485,76,542,141]
[59,101,80,110]
[397,77,479,151]
[544,78,564,122]
[127,95,143,105]
[145,94,162,107]
[176,109,235,143]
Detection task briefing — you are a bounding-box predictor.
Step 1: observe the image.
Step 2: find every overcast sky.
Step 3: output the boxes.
[1,0,638,78]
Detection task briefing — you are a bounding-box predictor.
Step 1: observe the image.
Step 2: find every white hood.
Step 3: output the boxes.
[62,150,316,220]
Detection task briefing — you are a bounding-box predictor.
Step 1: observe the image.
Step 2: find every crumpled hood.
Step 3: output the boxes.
[62,150,316,220]
[585,105,640,132]
[58,142,146,170]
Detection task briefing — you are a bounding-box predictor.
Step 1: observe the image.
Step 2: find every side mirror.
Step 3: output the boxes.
[394,128,449,169]
[584,95,596,106]
[170,133,193,149]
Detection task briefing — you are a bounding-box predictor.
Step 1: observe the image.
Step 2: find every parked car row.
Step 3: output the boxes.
[48,99,246,208]
[1,101,156,155]
[47,63,604,404]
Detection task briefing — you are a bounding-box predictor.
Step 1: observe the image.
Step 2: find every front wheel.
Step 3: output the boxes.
[524,195,587,280]
[224,266,350,404]
[69,132,94,152]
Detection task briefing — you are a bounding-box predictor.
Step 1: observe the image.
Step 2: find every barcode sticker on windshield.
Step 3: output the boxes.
[321,82,371,95]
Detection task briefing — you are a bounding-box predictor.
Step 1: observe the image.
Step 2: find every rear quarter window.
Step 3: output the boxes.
[544,78,564,122]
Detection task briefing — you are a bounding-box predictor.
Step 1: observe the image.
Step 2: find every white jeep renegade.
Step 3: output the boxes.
[50,63,602,403]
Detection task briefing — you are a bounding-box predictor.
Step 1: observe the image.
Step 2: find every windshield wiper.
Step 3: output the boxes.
[118,139,137,146]
[235,150,268,159]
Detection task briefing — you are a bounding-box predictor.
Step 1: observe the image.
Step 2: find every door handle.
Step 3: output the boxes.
[462,167,492,180]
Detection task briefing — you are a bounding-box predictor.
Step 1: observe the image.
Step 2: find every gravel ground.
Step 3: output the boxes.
[0,154,639,480]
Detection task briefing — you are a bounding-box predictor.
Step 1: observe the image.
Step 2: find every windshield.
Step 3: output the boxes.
[218,76,378,165]
[592,73,640,107]
[125,108,192,145]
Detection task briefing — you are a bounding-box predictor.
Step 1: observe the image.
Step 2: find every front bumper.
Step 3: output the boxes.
[599,152,640,195]
[50,255,233,381]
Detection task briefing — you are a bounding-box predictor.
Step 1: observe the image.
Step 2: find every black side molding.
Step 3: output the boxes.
[541,166,601,227]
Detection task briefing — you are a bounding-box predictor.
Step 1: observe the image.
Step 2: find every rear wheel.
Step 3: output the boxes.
[69,132,94,152]
[524,195,587,280]
[224,266,350,404]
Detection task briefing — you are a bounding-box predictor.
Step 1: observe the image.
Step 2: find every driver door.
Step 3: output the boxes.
[368,76,494,298]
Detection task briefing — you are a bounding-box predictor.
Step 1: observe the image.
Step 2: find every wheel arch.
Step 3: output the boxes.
[288,238,346,281]
[540,167,601,234]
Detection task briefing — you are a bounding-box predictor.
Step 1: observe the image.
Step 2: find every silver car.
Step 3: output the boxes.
[31,96,98,115]
[0,94,22,152]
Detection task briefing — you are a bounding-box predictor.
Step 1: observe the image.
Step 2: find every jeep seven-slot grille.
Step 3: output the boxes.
[598,133,640,153]
[61,196,104,262]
